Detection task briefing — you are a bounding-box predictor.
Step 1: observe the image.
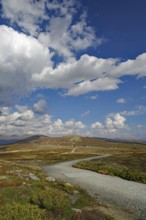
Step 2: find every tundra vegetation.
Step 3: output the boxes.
[0,135,146,219]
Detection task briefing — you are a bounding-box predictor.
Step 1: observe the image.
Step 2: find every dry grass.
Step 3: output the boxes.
[96,153,146,173]
[0,159,117,220]
[0,136,146,169]
[0,136,145,219]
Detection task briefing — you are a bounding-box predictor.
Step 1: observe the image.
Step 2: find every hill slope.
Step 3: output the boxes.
[0,135,146,153]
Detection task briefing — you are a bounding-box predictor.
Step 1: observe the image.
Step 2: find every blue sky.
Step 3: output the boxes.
[0,0,146,139]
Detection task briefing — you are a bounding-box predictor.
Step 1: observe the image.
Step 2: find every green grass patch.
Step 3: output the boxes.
[0,160,100,220]
[73,160,146,184]
[0,202,46,220]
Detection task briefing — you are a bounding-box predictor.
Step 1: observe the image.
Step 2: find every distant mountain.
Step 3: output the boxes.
[104,138,146,145]
[0,135,146,151]
[0,135,49,145]
[15,135,49,144]
[94,137,146,145]
[0,134,28,146]
[0,139,17,145]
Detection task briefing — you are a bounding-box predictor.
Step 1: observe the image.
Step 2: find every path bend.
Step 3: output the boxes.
[43,154,146,219]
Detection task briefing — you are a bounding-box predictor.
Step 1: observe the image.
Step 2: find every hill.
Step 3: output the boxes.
[0,135,146,153]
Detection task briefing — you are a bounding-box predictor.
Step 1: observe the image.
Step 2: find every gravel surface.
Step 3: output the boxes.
[43,155,146,219]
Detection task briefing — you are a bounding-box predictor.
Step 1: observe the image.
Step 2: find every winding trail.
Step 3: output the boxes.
[43,154,146,219]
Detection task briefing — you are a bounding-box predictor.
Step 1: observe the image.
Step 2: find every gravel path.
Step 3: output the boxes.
[43,155,146,219]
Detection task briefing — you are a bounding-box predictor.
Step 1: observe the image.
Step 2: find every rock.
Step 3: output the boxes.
[0,176,7,180]
[46,176,56,182]
[29,173,40,181]
[68,194,80,204]
[71,207,111,220]
[15,170,22,177]
[15,170,22,173]
[72,208,81,213]
[65,182,73,187]
[7,170,13,174]
[73,190,79,194]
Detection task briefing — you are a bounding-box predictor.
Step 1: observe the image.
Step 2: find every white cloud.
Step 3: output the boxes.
[47,0,77,16]
[90,113,127,136]
[0,0,146,103]
[0,25,52,105]
[66,77,120,96]
[32,52,146,96]
[18,110,34,121]
[1,25,146,105]
[32,99,48,114]
[0,107,9,115]
[15,105,28,113]
[0,1,145,140]
[0,108,34,126]
[1,106,145,139]
[120,105,146,116]
[38,11,99,59]
[15,100,48,115]
[117,98,127,104]
[1,0,100,59]
[90,121,104,130]
[105,113,126,130]
[0,108,86,137]
[32,54,121,95]
[89,95,98,100]
[81,110,90,118]
[1,0,47,36]
[112,53,146,78]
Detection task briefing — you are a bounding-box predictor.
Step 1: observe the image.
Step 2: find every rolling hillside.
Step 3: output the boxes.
[0,135,145,153]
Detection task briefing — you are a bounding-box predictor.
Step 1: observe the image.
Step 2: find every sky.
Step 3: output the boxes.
[0,0,146,139]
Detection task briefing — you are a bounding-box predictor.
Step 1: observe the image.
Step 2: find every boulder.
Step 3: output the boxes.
[29,173,40,181]
[65,182,73,187]
[46,176,56,182]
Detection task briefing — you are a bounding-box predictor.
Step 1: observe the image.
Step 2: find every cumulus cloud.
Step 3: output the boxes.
[1,0,100,59]
[32,99,48,114]
[112,53,146,78]
[15,100,48,115]
[1,24,146,105]
[52,119,86,136]
[15,105,29,113]
[0,0,146,108]
[18,110,34,121]
[32,54,121,95]
[120,105,146,116]
[1,0,47,36]
[90,113,127,136]
[0,107,86,137]
[1,105,144,139]
[117,98,127,104]
[0,102,128,138]
[90,121,104,130]
[33,53,146,96]
[38,12,100,59]
[0,107,9,115]
[0,108,34,126]
[66,77,120,96]
[0,25,52,105]
[105,113,126,130]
